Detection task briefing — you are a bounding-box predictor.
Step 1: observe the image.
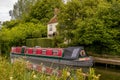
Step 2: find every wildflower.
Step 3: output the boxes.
[52,70,57,74]
[40,63,43,65]
[11,59,14,63]
[26,61,29,63]
[42,66,46,72]
[33,64,36,69]
[47,76,50,79]
[33,75,37,78]
[82,73,86,76]
[10,77,13,80]
[67,72,70,76]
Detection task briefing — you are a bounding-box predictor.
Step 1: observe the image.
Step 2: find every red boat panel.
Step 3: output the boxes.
[36,48,42,55]
[16,47,22,54]
[58,49,62,57]
[26,48,33,54]
[11,47,16,53]
[46,49,53,56]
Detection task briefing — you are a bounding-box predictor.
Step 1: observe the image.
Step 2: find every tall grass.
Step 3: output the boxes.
[0,56,100,80]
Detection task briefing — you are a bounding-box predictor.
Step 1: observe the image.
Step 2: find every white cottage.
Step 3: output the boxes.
[47,8,59,38]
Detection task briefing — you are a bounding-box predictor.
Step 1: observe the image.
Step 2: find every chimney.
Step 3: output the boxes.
[54,8,59,16]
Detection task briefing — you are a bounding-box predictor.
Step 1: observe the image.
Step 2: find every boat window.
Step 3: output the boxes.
[71,48,80,58]
[79,50,86,57]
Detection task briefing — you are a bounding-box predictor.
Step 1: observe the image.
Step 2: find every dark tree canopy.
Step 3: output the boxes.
[57,0,120,54]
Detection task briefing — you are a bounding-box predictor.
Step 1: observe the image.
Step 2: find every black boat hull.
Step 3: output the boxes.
[10,53,93,72]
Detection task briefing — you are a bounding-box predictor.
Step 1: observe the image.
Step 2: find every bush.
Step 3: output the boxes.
[0,43,1,54]
[0,43,11,56]
[26,38,36,47]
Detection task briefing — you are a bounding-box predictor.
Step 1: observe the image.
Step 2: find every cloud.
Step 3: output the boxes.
[0,13,11,21]
[0,0,18,22]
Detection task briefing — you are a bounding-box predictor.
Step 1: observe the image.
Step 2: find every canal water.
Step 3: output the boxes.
[94,63,120,80]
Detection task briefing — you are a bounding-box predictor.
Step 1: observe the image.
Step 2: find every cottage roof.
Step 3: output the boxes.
[48,15,58,24]
[48,8,59,24]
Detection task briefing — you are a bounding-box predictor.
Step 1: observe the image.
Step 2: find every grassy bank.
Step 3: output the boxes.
[0,56,100,80]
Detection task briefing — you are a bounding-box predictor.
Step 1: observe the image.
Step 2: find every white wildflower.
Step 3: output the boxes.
[10,76,13,80]
[33,75,37,78]
[42,66,46,72]
[67,72,70,76]
[26,61,29,63]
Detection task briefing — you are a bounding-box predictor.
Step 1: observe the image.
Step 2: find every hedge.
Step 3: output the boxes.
[0,42,11,56]
[0,43,1,54]
[26,38,54,48]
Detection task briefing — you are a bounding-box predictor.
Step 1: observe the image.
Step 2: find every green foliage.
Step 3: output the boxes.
[2,20,19,28]
[1,22,46,42]
[74,69,85,80]
[0,43,10,56]
[88,68,100,80]
[26,38,54,47]
[57,0,120,55]
[52,35,65,47]
[26,39,35,47]
[0,22,47,54]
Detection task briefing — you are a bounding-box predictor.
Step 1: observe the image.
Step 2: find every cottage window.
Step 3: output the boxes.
[49,25,52,31]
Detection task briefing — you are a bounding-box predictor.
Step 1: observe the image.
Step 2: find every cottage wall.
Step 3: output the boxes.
[47,22,58,38]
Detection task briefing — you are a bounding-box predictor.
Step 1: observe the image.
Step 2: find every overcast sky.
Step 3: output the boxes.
[0,0,18,22]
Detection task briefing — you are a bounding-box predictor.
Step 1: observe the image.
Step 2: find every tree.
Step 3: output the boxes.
[10,0,36,20]
[2,20,19,29]
[0,22,47,54]
[29,0,63,24]
[3,22,47,43]
[57,0,120,54]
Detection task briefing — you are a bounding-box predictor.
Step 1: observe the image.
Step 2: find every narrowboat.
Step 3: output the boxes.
[10,46,93,74]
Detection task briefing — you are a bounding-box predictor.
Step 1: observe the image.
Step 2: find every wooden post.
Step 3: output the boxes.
[106,64,107,69]
[93,61,95,67]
